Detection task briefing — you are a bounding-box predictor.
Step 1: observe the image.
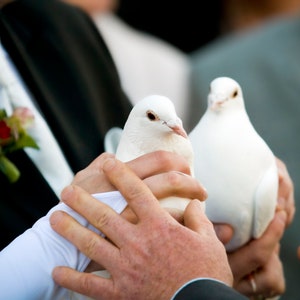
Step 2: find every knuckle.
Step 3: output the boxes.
[83,236,99,257]
[73,169,86,182]
[124,182,151,203]
[166,171,183,188]
[94,209,111,229]
[79,274,93,294]
[252,252,269,267]
[154,150,174,168]
[100,152,115,159]
[154,151,190,173]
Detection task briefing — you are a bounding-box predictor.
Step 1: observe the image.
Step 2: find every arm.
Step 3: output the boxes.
[51,157,239,299]
[0,192,127,300]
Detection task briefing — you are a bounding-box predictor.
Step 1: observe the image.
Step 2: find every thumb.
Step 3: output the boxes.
[214,224,234,245]
[184,200,210,233]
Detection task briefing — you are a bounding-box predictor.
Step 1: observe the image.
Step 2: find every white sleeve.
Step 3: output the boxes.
[0,191,127,300]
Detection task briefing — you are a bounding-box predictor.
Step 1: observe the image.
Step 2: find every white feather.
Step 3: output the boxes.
[189,77,278,251]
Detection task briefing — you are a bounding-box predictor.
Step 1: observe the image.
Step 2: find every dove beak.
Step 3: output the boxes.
[165,119,188,138]
[208,95,227,111]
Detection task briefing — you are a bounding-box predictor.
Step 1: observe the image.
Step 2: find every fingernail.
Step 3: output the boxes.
[49,211,64,226]
[52,267,63,281]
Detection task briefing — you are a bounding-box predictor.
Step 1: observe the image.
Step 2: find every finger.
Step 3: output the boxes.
[165,207,185,223]
[52,266,114,299]
[143,171,207,201]
[276,158,295,226]
[72,152,116,193]
[127,151,192,179]
[55,186,132,248]
[183,200,213,233]
[103,157,162,218]
[50,210,120,268]
[214,224,234,245]
[236,252,285,298]
[229,210,287,278]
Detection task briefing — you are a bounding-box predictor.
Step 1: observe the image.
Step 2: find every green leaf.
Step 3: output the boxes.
[0,155,20,183]
[4,133,39,153]
[0,109,8,120]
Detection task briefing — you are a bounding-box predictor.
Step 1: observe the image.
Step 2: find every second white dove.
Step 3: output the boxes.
[189,77,278,251]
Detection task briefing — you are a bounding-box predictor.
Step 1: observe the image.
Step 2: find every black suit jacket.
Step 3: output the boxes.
[0,0,132,249]
[174,280,247,300]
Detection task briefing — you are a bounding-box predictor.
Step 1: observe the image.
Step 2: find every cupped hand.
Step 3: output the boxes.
[228,210,286,298]
[72,151,206,202]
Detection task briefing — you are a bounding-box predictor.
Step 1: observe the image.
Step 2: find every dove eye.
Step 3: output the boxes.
[146,110,159,121]
[232,90,238,98]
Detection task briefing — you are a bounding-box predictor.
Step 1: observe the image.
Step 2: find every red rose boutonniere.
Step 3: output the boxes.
[0,107,39,183]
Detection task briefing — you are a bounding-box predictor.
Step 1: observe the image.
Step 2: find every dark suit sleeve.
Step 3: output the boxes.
[173,279,248,300]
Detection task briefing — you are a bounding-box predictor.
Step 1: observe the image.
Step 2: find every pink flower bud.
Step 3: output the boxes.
[12,107,35,128]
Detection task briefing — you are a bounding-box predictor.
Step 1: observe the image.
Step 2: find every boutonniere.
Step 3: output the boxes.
[0,107,39,183]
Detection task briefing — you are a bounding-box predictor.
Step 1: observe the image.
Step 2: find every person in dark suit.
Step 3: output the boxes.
[0,0,245,299]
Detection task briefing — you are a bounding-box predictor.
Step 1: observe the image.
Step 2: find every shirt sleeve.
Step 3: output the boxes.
[0,191,127,300]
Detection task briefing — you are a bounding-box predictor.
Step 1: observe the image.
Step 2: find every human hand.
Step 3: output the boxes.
[247,246,284,300]
[51,157,232,300]
[73,151,206,200]
[73,151,206,222]
[228,210,286,298]
[74,151,207,273]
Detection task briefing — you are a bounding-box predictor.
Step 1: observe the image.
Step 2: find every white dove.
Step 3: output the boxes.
[115,94,196,212]
[189,77,278,251]
[87,96,197,284]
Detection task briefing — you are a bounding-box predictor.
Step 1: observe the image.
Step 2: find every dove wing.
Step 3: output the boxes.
[252,162,278,238]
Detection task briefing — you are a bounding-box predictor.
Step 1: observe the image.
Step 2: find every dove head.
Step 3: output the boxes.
[207,77,245,112]
[126,95,188,139]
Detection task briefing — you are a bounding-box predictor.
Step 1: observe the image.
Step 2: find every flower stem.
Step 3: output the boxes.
[0,155,20,183]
